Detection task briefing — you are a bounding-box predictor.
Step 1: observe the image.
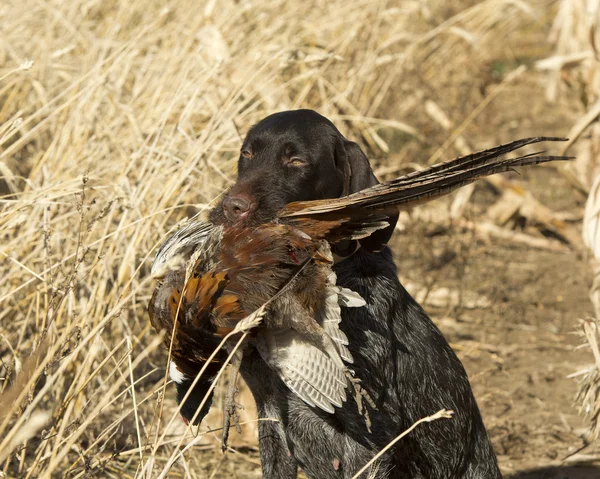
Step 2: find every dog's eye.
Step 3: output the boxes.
[241,150,253,159]
[288,157,306,166]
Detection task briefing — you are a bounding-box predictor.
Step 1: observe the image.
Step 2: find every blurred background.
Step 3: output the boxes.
[2,0,600,477]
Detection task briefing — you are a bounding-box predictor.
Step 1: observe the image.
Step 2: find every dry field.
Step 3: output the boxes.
[2,0,600,477]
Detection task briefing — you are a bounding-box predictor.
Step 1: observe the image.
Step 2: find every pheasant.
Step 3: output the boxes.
[148,137,569,443]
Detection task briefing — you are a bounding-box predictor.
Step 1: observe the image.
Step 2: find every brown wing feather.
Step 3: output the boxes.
[151,224,318,344]
[167,286,183,326]
[214,293,243,314]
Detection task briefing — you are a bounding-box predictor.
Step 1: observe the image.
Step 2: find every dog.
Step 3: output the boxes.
[206,109,502,478]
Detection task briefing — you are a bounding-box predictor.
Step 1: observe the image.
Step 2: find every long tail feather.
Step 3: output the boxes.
[381,137,566,186]
[279,138,572,241]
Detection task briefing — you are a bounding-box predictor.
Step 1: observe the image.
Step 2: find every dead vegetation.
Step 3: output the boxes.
[0,0,598,477]
[538,0,600,448]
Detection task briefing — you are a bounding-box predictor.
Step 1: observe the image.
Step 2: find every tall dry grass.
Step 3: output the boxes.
[0,0,554,476]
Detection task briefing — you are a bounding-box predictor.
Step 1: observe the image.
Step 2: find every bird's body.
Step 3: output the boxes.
[149,223,371,420]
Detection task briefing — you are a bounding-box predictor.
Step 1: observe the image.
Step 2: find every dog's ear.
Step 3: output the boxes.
[335,138,399,252]
[338,140,378,194]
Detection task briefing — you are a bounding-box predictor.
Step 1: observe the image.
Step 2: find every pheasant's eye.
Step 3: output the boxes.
[241,149,253,159]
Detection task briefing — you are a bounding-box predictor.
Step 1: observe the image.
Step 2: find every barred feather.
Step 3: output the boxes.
[256,329,348,413]
[279,137,572,242]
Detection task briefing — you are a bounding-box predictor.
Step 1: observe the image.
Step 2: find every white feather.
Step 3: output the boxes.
[169,360,186,384]
[337,287,367,307]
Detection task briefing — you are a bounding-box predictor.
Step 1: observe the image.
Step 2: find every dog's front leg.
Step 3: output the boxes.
[257,405,298,478]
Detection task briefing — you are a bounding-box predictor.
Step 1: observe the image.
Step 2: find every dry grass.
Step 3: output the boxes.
[541,0,600,443]
[0,0,570,477]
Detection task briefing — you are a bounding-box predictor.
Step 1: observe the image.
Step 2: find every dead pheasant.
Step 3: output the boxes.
[148,137,570,441]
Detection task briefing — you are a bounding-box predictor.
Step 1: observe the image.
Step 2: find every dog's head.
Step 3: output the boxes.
[209,109,397,251]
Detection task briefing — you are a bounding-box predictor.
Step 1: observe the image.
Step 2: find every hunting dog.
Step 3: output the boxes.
[208,109,502,479]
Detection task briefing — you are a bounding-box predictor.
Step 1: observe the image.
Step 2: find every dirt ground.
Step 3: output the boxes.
[398,204,597,478]
[392,74,600,477]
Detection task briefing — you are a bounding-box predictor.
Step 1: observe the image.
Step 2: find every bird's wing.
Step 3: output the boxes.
[321,269,366,364]
[148,251,246,366]
[278,137,572,242]
[255,328,348,413]
[253,265,366,414]
[322,286,353,364]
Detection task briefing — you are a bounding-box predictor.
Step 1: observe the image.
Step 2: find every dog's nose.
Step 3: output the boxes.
[223,195,253,221]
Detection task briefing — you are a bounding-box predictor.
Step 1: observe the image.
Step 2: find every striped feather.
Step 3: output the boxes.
[257,329,348,414]
[278,138,572,242]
